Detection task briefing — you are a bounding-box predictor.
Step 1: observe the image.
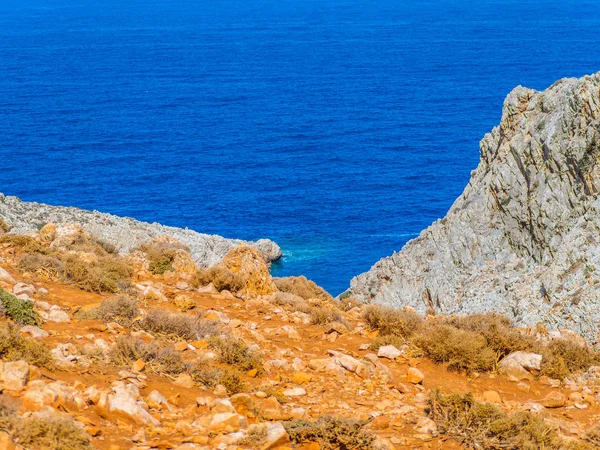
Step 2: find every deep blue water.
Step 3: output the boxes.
[1,0,599,295]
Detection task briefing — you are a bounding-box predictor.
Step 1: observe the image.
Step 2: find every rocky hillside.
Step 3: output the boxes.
[2,222,600,449]
[0,194,281,267]
[347,72,600,344]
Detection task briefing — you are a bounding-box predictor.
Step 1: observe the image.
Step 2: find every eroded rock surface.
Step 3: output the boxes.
[0,194,281,267]
[348,72,600,343]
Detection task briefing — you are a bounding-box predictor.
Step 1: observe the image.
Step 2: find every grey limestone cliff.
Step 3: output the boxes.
[348,72,600,343]
[0,194,281,267]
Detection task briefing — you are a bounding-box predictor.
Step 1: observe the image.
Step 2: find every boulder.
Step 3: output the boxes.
[377,345,404,360]
[1,360,29,391]
[540,391,566,408]
[262,422,290,449]
[405,367,424,384]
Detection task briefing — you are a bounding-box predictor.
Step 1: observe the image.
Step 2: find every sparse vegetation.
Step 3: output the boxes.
[190,365,245,394]
[76,295,139,327]
[274,276,332,301]
[208,336,264,374]
[0,288,41,326]
[62,254,132,293]
[18,254,65,279]
[0,322,54,369]
[109,336,188,375]
[194,266,245,292]
[141,239,189,275]
[363,304,421,340]
[426,390,583,450]
[136,309,220,340]
[540,339,600,380]
[284,416,377,450]
[13,410,93,450]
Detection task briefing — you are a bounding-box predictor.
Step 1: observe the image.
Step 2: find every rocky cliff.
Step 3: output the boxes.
[348,72,600,343]
[0,194,281,267]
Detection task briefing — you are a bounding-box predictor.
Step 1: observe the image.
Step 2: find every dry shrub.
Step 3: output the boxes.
[137,309,220,340]
[208,336,264,374]
[18,254,65,279]
[0,394,19,431]
[363,304,422,340]
[369,334,406,352]
[414,322,496,373]
[0,288,41,326]
[140,240,189,275]
[190,365,245,394]
[239,425,268,446]
[0,322,54,369]
[444,313,538,361]
[283,416,376,450]
[0,218,11,234]
[303,305,347,327]
[274,276,332,301]
[0,234,49,254]
[12,410,92,450]
[78,296,139,327]
[195,266,245,292]
[269,292,304,309]
[427,390,566,450]
[109,336,188,375]
[541,339,600,380]
[62,254,132,293]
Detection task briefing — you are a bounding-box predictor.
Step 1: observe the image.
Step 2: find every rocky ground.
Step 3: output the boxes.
[1,223,600,449]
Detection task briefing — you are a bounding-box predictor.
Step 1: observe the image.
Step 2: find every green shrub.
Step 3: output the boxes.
[283,416,376,450]
[0,288,41,326]
[148,258,174,275]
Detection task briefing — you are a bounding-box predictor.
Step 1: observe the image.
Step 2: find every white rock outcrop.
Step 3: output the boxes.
[348,72,600,343]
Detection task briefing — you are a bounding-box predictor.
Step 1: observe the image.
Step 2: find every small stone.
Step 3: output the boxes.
[377,345,403,360]
[405,367,424,384]
[540,391,566,408]
[290,371,312,384]
[132,359,146,372]
[173,374,194,389]
[482,390,502,403]
[283,387,307,397]
[262,422,290,449]
[0,267,15,284]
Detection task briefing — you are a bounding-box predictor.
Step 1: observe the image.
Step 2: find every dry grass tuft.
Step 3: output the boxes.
[136,309,220,340]
[274,276,332,301]
[18,254,66,279]
[0,288,41,326]
[283,416,376,450]
[62,254,132,293]
[0,322,54,369]
[109,336,188,375]
[194,266,245,292]
[13,410,93,450]
[0,234,49,254]
[208,336,264,374]
[425,390,594,449]
[76,295,139,327]
[190,365,245,394]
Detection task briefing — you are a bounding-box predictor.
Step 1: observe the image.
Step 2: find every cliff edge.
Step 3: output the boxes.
[0,194,282,267]
[348,72,600,343]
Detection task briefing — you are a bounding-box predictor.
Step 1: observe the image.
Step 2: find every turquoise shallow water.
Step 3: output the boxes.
[1,0,599,294]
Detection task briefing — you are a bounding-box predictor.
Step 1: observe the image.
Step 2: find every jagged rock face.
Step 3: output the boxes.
[348,72,600,343]
[0,194,282,267]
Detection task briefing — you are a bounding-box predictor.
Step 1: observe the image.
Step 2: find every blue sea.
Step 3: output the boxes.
[1,0,599,295]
